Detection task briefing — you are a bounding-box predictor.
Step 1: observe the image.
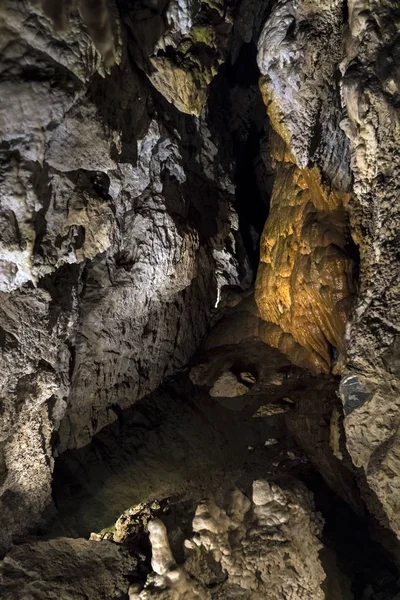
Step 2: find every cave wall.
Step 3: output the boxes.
[254,0,400,536]
[0,0,400,568]
[339,0,400,536]
[0,0,254,552]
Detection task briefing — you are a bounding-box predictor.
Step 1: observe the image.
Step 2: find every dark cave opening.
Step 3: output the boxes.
[234,119,270,271]
[207,41,271,275]
[229,42,271,273]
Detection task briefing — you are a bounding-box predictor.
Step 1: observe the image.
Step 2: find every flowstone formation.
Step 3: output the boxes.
[130,480,326,600]
[255,130,356,373]
[255,0,357,373]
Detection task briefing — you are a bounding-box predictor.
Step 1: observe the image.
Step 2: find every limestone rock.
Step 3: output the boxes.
[338,0,400,536]
[50,292,358,539]
[0,0,249,552]
[124,0,233,116]
[148,58,212,117]
[209,371,249,398]
[255,0,400,539]
[0,537,136,600]
[2,0,400,586]
[257,0,352,189]
[133,480,326,599]
[36,0,119,68]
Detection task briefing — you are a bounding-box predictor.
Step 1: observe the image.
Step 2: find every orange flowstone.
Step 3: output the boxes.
[255,80,356,373]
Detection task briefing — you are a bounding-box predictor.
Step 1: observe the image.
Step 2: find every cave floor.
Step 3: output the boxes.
[47,343,400,599]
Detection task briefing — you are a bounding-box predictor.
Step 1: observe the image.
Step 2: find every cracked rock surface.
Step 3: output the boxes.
[0,0,249,552]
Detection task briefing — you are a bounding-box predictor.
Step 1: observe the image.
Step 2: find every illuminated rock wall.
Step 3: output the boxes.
[256,0,400,537]
[255,117,356,373]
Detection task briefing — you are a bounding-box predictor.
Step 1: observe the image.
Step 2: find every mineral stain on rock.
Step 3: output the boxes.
[340,375,371,416]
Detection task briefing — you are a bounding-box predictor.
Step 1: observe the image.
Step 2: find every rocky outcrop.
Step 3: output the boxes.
[256,0,352,187]
[0,0,249,552]
[122,0,234,116]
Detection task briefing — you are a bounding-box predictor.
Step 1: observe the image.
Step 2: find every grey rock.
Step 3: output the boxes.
[0,537,136,600]
[339,0,400,535]
[0,0,249,551]
[209,371,249,397]
[339,375,371,416]
[257,0,352,190]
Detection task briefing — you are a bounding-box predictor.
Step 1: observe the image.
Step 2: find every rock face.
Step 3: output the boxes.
[256,0,352,187]
[50,291,361,549]
[254,0,400,536]
[0,537,136,600]
[122,0,234,116]
[338,0,400,536]
[0,0,249,552]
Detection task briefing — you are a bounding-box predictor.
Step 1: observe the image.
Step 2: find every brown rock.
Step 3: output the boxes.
[255,140,356,373]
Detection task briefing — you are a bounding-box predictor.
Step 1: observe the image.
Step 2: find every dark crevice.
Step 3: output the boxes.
[234,122,270,270]
[342,0,349,25]
[38,263,81,329]
[207,41,271,273]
